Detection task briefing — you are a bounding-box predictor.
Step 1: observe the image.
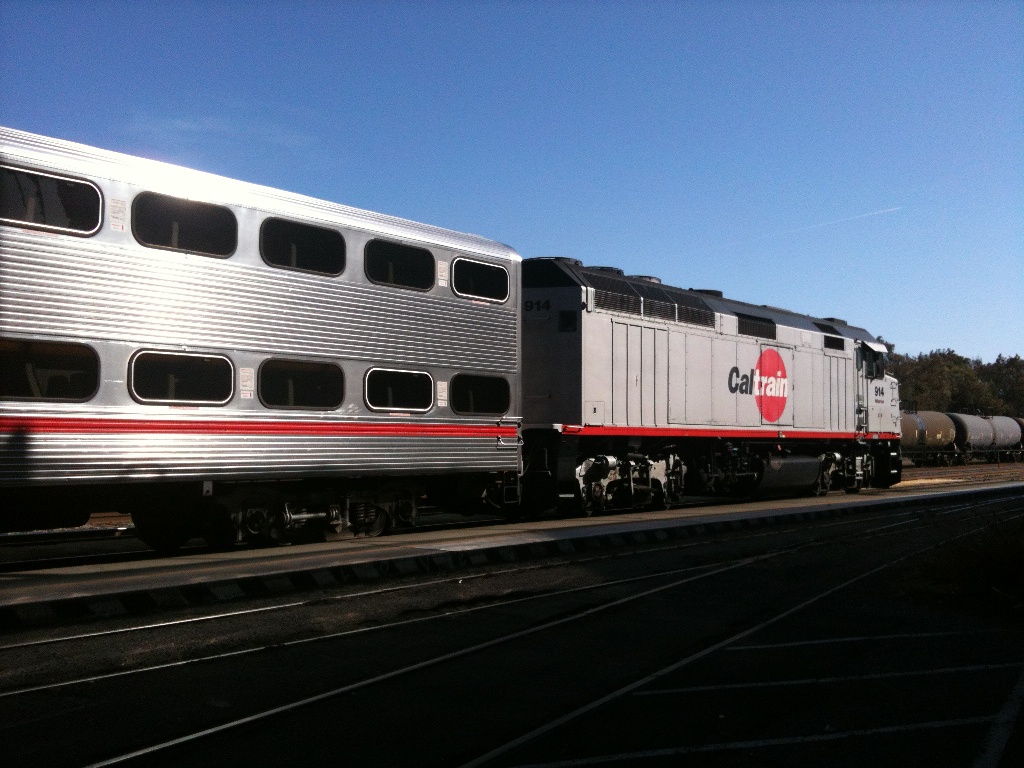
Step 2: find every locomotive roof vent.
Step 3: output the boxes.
[692,289,723,298]
[627,275,662,283]
[550,257,583,266]
[823,316,848,325]
[590,266,625,275]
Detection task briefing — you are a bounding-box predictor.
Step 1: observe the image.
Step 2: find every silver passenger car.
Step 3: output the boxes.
[0,127,521,547]
[520,258,901,513]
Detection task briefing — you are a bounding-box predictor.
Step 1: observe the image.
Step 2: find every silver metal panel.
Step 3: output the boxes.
[641,327,655,426]
[793,350,814,428]
[711,338,736,425]
[685,334,712,424]
[627,324,642,426]
[812,353,825,429]
[668,331,686,424]
[612,322,628,424]
[654,328,668,426]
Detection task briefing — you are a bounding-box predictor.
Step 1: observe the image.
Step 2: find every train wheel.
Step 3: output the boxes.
[351,503,390,537]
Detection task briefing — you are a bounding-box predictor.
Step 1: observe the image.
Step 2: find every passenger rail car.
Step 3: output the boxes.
[0,127,521,549]
[519,259,902,515]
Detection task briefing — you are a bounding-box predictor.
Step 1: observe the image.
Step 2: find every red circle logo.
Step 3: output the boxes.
[754,349,788,423]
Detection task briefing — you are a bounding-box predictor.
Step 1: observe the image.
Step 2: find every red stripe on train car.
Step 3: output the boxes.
[556,425,900,441]
[0,416,518,439]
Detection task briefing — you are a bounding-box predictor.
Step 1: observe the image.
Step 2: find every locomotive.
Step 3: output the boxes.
[0,127,902,551]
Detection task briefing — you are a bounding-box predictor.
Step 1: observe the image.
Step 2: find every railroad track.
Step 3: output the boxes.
[1,488,1022,768]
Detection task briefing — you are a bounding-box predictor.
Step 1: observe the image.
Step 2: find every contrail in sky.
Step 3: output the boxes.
[734,206,903,244]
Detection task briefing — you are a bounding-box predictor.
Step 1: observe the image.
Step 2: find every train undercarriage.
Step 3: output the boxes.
[520,430,902,518]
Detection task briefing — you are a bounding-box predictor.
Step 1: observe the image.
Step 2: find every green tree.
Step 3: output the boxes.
[977,355,1024,417]
[890,349,1005,414]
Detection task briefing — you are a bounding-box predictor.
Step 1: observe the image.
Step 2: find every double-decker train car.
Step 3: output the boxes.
[0,126,521,549]
[519,259,902,514]
[1,127,903,549]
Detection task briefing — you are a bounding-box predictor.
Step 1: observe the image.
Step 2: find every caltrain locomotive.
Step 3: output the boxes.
[0,126,902,551]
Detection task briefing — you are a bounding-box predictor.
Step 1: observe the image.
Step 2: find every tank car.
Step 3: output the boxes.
[900,410,957,465]
[903,411,1023,464]
[0,126,521,549]
[519,258,902,515]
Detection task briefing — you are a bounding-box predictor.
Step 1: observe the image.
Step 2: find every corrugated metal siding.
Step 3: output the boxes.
[0,230,517,372]
[0,433,517,483]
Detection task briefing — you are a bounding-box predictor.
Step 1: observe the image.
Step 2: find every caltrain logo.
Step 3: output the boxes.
[728,348,788,423]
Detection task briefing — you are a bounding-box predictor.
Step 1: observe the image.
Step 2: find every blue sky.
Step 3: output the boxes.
[1,0,1021,361]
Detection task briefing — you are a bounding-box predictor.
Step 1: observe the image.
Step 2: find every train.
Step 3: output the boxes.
[1,126,902,551]
[900,411,1024,465]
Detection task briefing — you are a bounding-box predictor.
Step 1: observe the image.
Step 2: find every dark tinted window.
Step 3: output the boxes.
[131,352,233,404]
[0,166,101,234]
[450,374,510,415]
[260,218,345,275]
[132,192,236,257]
[452,259,509,302]
[259,359,344,409]
[823,335,846,351]
[0,339,99,400]
[365,369,432,411]
[364,239,434,290]
[522,258,579,288]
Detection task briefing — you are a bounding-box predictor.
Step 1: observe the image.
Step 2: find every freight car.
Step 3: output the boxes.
[1,127,903,549]
[900,410,1023,464]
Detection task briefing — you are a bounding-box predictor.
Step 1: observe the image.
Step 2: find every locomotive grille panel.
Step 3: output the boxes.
[594,289,641,315]
[643,299,676,322]
[676,304,716,327]
[0,231,517,372]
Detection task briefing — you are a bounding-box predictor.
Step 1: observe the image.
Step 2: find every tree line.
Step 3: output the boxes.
[882,347,1024,417]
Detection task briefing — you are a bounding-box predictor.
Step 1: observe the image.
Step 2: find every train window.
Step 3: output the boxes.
[260,218,345,276]
[823,335,846,351]
[130,352,233,404]
[451,258,509,302]
[450,374,510,415]
[132,192,237,257]
[365,369,433,412]
[0,166,102,235]
[259,359,344,409]
[736,313,777,340]
[364,239,434,290]
[0,339,99,401]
